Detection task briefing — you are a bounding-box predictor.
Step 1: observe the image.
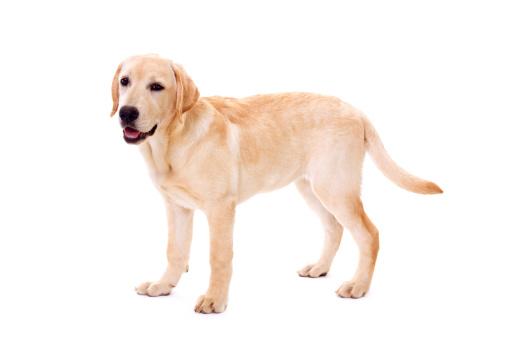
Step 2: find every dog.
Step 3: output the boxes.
[110,54,442,313]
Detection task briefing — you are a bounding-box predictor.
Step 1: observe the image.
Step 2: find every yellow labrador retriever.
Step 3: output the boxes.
[110,54,442,313]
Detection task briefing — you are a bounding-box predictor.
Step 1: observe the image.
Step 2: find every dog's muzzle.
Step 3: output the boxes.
[123,124,157,144]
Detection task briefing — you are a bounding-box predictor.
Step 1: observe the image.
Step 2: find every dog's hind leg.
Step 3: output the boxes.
[296,178,344,278]
[310,151,379,298]
[319,192,379,298]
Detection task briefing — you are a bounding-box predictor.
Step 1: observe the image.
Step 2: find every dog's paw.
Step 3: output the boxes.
[135,281,174,297]
[336,281,369,298]
[194,294,227,314]
[297,264,328,278]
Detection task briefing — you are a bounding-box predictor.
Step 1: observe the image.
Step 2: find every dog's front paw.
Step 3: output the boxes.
[297,263,328,278]
[336,280,369,298]
[135,281,174,297]
[194,294,227,314]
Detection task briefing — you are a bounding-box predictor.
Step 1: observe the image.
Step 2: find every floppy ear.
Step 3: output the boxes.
[110,62,123,117]
[170,61,200,123]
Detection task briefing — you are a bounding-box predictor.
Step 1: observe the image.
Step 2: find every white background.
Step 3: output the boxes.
[1,0,506,337]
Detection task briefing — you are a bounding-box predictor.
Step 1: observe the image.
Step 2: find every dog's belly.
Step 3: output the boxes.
[232,125,309,202]
[236,155,305,203]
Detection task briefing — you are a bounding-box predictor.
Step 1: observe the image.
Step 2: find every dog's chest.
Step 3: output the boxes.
[147,169,201,210]
[140,142,202,209]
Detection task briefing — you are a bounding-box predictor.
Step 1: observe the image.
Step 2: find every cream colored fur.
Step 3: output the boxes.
[111,54,442,313]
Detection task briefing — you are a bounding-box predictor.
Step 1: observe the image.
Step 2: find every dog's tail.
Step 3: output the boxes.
[360,114,443,195]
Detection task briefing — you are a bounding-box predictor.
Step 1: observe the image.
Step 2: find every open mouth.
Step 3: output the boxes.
[123,125,157,144]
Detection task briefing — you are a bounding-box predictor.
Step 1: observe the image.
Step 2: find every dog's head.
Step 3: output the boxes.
[111,54,200,144]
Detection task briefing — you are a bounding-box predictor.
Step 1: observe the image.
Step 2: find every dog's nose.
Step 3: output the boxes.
[119,106,139,123]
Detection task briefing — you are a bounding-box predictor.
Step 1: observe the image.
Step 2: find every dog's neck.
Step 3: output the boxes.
[139,100,216,177]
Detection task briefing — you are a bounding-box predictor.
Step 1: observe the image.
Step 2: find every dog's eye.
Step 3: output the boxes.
[151,83,164,91]
[120,78,129,86]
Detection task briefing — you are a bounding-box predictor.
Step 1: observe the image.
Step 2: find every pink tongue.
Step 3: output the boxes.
[124,127,140,139]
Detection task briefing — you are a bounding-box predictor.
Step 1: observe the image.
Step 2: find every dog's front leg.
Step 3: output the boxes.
[135,203,194,296]
[195,200,235,314]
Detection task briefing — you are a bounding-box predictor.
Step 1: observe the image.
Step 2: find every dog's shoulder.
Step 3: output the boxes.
[200,96,250,124]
